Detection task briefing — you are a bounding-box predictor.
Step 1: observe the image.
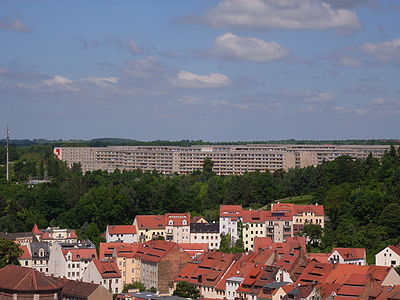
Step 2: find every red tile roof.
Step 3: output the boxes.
[31,224,43,235]
[19,245,32,259]
[242,210,268,223]
[135,240,186,263]
[220,205,243,217]
[62,248,97,261]
[175,251,237,287]
[108,225,137,234]
[271,203,324,216]
[306,253,330,264]
[93,258,121,279]
[178,243,209,258]
[135,215,166,229]
[388,245,400,256]
[99,242,126,259]
[115,244,140,259]
[165,213,190,226]
[332,248,366,260]
[296,261,334,285]
[0,265,62,292]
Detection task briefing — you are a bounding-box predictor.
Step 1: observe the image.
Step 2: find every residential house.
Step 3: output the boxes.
[376,245,400,268]
[49,241,97,281]
[190,222,220,249]
[18,242,51,275]
[165,213,191,243]
[0,231,38,246]
[328,248,366,265]
[52,277,113,300]
[175,251,237,299]
[271,203,325,235]
[0,265,62,299]
[133,215,166,242]
[83,258,123,294]
[106,225,138,243]
[219,205,244,243]
[32,224,78,245]
[134,240,192,294]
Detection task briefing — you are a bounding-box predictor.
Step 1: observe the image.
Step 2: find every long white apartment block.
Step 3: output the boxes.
[54,144,393,175]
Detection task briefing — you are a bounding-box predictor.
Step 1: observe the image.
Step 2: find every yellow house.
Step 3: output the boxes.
[133,215,166,242]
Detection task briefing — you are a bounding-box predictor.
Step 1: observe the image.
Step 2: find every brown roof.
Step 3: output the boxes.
[0,265,62,292]
[52,277,101,297]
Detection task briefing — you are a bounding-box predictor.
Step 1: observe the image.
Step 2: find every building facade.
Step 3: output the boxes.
[54,144,394,175]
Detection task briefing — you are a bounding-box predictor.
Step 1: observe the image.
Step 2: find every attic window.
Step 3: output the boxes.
[39,248,45,257]
[92,255,95,258]
[182,220,187,225]
[77,255,80,259]
[168,220,173,225]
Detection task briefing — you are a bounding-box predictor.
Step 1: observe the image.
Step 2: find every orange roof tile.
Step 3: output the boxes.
[99,242,126,259]
[107,225,137,234]
[220,205,243,217]
[19,245,32,259]
[135,240,187,263]
[332,248,366,260]
[93,259,121,279]
[31,224,43,235]
[165,213,190,226]
[62,248,97,261]
[388,245,400,256]
[135,215,165,229]
[306,253,330,263]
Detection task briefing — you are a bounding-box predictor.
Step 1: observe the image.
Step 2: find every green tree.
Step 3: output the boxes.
[173,281,200,299]
[0,238,23,268]
[301,224,323,247]
[122,281,146,292]
[219,233,231,253]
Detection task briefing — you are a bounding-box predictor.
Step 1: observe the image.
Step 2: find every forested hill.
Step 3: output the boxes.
[1,138,400,148]
[0,144,399,263]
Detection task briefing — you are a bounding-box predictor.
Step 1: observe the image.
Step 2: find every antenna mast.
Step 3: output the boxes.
[6,126,9,181]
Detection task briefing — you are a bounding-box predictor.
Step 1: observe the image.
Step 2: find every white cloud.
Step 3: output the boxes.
[337,56,363,67]
[361,38,400,64]
[211,33,289,62]
[334,106,368,115]
[178,95,203,105]
[34,75,119,92]
[0,18,31,32]
[281,90,335,103]
[78,37,144,55]
[369,98,400,114]
[171,71,231,88]
[205,0,361,31]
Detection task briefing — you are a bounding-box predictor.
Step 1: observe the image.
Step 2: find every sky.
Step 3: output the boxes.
[0,0,399,141]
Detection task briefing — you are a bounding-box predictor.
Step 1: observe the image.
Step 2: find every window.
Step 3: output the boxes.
[391,260,396,266]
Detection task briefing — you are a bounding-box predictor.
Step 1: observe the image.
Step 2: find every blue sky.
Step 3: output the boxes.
[1,0,399,141]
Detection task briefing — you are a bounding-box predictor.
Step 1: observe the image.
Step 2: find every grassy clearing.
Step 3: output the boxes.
[276,195,314,205]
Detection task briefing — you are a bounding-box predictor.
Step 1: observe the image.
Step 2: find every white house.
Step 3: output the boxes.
[106,225,137,243]
[190,222,220,249]
[219,205,243,243]
[328,248,366,265]
[376,245,400,268]
[225,277,244,300]
[49,241,97,281]
[83,258,123,294]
